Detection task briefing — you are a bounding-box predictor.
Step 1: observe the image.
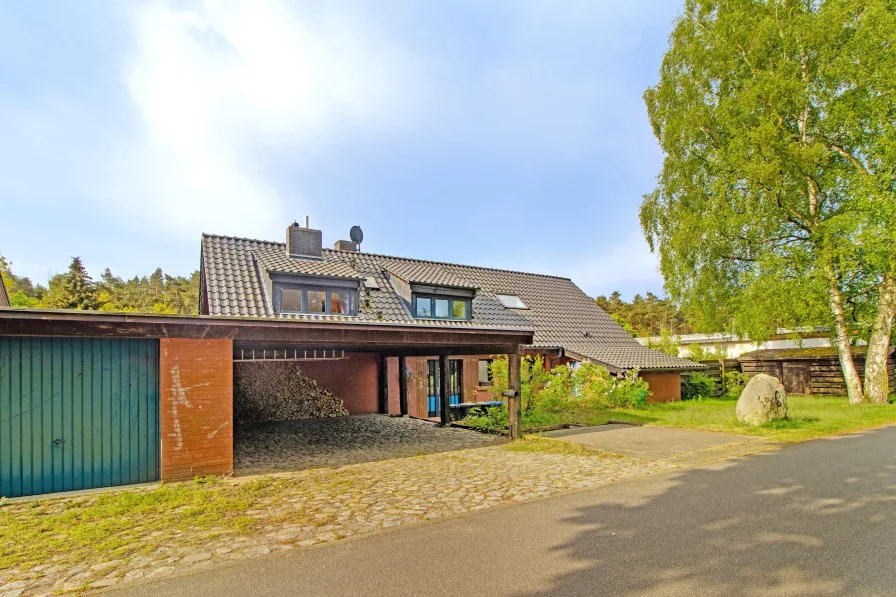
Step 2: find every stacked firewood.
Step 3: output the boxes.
[234,362,349,423]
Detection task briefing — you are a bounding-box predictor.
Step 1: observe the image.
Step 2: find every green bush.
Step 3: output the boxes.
[460,405,509,433]
[682,372,715,400]
[723,370,750,398]
[575,363,649,409]
[460,405,559,433]
[461,356,652,433]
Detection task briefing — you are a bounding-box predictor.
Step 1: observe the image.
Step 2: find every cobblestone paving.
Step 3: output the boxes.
[0,440,673,596]
[235,415,503,475]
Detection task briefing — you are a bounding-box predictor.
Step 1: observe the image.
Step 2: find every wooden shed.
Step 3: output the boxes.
[738,347,895,396]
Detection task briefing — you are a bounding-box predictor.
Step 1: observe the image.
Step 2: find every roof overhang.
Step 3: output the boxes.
[0,308,534,356]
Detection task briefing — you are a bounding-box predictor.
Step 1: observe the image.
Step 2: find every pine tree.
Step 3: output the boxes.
[43,257,99,310]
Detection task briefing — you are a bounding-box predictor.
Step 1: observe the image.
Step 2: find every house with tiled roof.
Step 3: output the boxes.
[201,221,700,419]
[0,220,699,498]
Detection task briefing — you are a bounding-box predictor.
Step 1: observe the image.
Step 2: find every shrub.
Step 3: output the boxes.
[461,405,508,433]
[574,362,649,409]
[488,355,552,415]
[462,357,652,433]
[682,372,715,400]
[723,370,750,399]
[606,369,651,408]
[535,364,574,414]
[460,404,559,432]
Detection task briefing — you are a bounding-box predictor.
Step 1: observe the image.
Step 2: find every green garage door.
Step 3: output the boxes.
[0,337,160,498]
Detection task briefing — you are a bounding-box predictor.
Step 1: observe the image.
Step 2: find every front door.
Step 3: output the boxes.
[427,359,463,418]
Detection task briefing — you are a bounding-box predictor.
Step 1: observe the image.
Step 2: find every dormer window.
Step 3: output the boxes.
[272,274,359,315]
[496,294,528,309]
[413,295,470,320]
[410,284,474,321]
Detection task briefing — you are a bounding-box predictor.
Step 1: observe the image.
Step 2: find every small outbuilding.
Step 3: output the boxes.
[738,347,895,396]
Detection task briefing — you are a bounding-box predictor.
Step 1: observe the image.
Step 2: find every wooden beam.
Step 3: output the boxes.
[507,353,522,439]
[0,310,534,349]
[398,355,409,416]
[439,354,450,426]
[379,355,388,414]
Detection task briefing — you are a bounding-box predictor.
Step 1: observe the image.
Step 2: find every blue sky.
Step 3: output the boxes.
[0,1,680,299]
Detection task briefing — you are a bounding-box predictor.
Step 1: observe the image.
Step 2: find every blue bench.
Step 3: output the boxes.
[448,401,505,421]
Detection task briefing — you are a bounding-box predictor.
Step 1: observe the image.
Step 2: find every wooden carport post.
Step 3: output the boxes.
[439,354,451,426]
[398,355,409,416]
[378,355,388,414]
[507,352,522,439]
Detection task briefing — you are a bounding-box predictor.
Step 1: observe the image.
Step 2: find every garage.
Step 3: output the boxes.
[0,309,533,497]
[0,337,160,498]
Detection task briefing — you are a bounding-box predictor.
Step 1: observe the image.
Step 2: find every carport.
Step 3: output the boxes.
[0,308,532,498]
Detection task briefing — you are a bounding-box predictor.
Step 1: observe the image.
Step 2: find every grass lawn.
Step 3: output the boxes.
[569,395,896,443]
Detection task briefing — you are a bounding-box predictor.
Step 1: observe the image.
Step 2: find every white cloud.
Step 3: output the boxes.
[95,0,419,239]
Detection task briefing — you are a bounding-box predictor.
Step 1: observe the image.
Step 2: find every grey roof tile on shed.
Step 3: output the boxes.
[200,233,701,371]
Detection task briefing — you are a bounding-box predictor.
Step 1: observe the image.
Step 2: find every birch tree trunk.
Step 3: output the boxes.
[864,270,896,404]
[827,266,865,403]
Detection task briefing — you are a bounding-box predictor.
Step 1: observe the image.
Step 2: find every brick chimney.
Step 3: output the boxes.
[286,217,323,259]
[333,240,357,252]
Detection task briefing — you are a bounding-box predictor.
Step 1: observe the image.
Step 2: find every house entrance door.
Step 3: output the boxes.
[427,359,463,418]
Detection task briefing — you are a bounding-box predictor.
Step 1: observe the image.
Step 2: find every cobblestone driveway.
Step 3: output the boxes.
[235,415,502,475]
[0,440,673,596]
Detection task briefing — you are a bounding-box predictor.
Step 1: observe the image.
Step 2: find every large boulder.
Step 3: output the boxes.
[736,374,787,426]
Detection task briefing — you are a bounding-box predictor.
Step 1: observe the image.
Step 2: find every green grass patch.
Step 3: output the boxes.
[468,395,896,444]
[505,435,623,458]
[0,477,264,570]
[600,395,896,442]
[0,473,353,571]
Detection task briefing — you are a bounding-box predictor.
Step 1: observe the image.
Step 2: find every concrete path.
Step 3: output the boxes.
[544,423,780,465]
[106,425,896,597]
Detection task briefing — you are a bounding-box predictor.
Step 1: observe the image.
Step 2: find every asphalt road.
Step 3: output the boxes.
[109,425,896,597]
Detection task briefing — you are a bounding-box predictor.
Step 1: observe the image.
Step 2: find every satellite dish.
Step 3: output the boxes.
[349,226,364,246]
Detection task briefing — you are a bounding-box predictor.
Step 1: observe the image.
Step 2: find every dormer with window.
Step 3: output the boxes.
[412,285,473,321]
[384,263,476,322]
[271,274,359,315]
[256,220,363,316]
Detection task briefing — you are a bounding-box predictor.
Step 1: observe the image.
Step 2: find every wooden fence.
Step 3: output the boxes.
[681,359,742,397]
[739,349,896,396]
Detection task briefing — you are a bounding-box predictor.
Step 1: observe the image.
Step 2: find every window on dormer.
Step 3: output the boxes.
[272,275,359,316]
[410,283,474,321]
[412,294,472,321]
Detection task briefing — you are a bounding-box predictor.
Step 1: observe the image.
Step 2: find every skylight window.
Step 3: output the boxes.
[496,294,528,309]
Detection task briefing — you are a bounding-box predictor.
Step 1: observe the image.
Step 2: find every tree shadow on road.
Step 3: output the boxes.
[515,427,896,596]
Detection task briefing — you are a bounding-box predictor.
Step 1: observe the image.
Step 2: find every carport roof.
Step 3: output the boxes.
[0,308,534,356]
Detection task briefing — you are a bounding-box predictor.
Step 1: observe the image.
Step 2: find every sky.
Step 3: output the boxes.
[0,0,681,300]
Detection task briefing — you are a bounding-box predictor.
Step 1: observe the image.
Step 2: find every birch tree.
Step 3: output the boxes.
[641,0,896,403]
